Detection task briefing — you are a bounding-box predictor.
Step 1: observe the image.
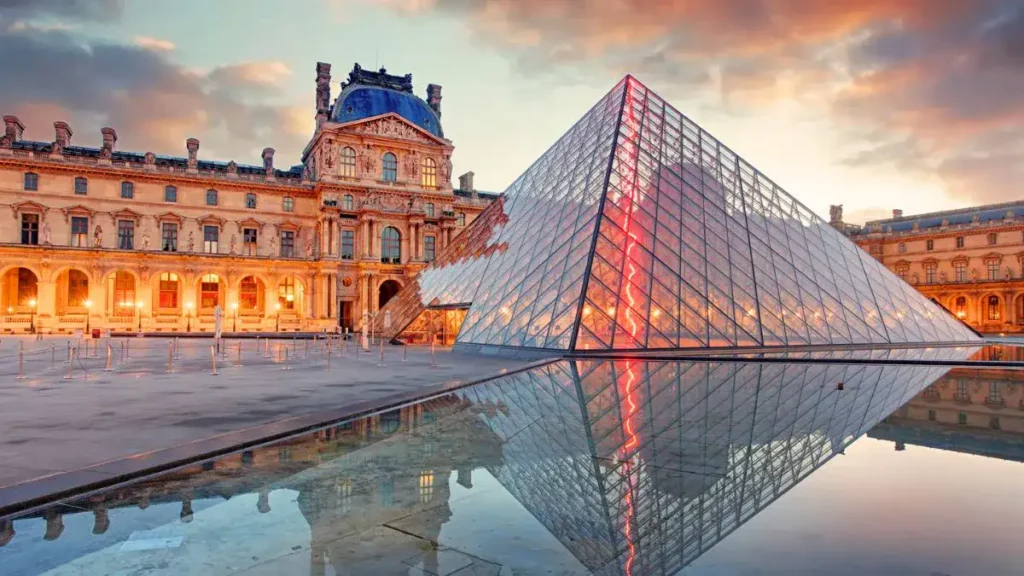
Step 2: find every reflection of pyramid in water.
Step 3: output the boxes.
[379,76,978,351]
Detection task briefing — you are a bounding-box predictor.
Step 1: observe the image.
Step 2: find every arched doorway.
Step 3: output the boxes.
[378,279,401,309]
[953,296,968,320]
[2,267,38,311]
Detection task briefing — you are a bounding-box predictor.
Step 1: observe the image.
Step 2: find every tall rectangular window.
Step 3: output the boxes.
[23,172,38,191]
[956,236,965,248]
[206,189,218,206]
[161,223,178,252]
[70,216,88,247]
[203,225,219,254]
[955,261,966,282]
[21,214,39,245]
[120,181,134,199]
[925,239,933,251]
[281,231,295,257]
[341,230,354,260]
[424,235,436,262]
[117,220,134,250]
[74,177,88,195]
[282,196,294,212]
[988,260,999,280]
[164,186,177,203]
[925,264,936,284]
[457,212,466,226]
[243,228,258,255]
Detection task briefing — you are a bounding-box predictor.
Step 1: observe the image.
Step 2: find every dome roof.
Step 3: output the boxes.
[332,85,443,138]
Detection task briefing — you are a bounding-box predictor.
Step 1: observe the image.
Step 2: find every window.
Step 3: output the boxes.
[927,409,936,421]
[382,152,397,182]
[240,276,259,310]
[279,278,296,310]
[120,181,134,199]
[898,243,906,254]
[381,226,400,264]
[281,230,295,257]
[988,382,1001,403]
[74,177,88,195]
[112,271,135,315]
[245,193,257,209]
[200,274,220,308]
[421,157,436,187]
[341,229,354,260]
[117,220,134,250]
[988,232,998,245]
[340,147,356,178]
[243,228,258,256]
[987,260,999,280]
[896,266,908,282]
[425,203,435,218]
[954,296,967,318]
[164,186,177,203]
[424,235,436,262]
[158,272,179,308]
[23,172,38,191]
[67,270,88,307]
[343,194,354,210]
[956,236,964,248]
[457,212,466,226]
[282,196,294,212]
[206,189,218,206]
[70,216,89,247]
[419,471,434,503]
[925,263,936,284]
[203,225,219,254]
[988,295,1000,320]
[161,223,178,252]
[20,214,39,245]
[955,261,967,282]
[958,412,967,425]
[925,239,934,251]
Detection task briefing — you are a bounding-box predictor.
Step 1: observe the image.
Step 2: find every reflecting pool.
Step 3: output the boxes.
[2,358,1023,575]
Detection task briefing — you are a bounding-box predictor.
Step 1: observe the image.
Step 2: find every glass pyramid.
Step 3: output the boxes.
[376,76,979,352]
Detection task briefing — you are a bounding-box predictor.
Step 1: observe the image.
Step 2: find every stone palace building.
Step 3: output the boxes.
[0,63,495,335]
[840,202,1024,334]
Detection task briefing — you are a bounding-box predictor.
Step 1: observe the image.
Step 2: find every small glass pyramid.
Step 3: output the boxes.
[376,76,979,352]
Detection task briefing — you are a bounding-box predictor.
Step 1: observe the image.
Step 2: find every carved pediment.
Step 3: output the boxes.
[199,214,226,228]
[238,217,265,231]
[343,113,443,145]
[10,200,46,218]
[155,211,184,224]
[111,208,142,222]
[61,204,95,222]
[276,220,301,232]
[982,252,1003,263]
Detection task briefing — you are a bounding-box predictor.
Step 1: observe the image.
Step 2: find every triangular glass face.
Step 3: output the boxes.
[375,75,978,352]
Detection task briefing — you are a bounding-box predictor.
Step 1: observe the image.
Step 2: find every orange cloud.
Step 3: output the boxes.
[132,35,174,51]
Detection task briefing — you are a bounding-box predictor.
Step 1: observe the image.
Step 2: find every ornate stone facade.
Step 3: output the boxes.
[0,63,494,334]
[845,201,1024,334]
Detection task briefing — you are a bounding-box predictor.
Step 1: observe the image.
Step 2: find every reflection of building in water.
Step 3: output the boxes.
[454,359,953,575]
[869,367,1024,461]
[0,394,506,574]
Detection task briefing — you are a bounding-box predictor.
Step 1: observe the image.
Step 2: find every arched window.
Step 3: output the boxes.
[457,212,466,227]
[382,152,397,182]
[954,296,967,318]
[381,226,401,264]
[200,274,220,308]
[17,268,38,306]
[340,147,356,178]
[279,278,297,310]
[67,270,88,307]
[240,276,260,310]
[425,202,435,218]
[988,295,1000,321]
[158,272,179,309]
[245,193,257,209]
[421,158,437,188]
[343,194,354,211]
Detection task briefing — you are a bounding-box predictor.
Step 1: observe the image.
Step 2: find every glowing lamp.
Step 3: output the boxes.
[28,299,36,308]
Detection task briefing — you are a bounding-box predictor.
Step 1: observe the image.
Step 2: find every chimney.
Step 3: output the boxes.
[892,209,903,219]
[99,127,117,160]
[52,121,72,154]
[186,137,199,171]
[2,115,24,147]
[458,171,474,192]
[262,147,275,177]
[456,467,473,489]
[426,83,442,119]
[315,62,332,128]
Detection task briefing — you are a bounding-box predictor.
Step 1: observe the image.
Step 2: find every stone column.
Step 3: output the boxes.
[335,220,342,257]
[37,279,56,332]
[1006,292,1015,326]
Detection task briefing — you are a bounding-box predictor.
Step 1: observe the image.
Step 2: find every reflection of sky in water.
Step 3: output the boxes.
[2,357,1023,575]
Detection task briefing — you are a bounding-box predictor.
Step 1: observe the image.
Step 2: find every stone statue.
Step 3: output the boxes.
[41,221,51,245]
[304,231,314,258]
[187,231,195,252]
[938,271,946,283]
[269,234,277,255]
[828,204,842,223]
[142,231,150,251]
[1007,267,1013,280]
[971,268,979,282]
[322,140,336,169]
[93,225,103,248]
[441,154,452,184]
[229,234,237,255]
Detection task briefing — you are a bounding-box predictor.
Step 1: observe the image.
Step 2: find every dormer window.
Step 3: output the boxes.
[382,152,397,182]
[340,147,356,178]
[421,158,437,188]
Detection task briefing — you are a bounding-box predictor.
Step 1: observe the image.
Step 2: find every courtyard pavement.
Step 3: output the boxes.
[0,335,535,489]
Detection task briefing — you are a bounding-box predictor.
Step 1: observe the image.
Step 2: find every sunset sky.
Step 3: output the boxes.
[1,0,1021,224]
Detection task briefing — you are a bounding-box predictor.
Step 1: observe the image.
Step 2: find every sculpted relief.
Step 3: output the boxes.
[352,116,430,143]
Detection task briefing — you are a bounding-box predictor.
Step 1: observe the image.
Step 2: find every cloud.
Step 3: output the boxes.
[0,0,125,22]
[0,26,311,166]
[362,0,1024,206]
[133,35,175,52]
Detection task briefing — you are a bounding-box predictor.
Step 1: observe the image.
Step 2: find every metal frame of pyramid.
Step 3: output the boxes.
[374,76,979,353]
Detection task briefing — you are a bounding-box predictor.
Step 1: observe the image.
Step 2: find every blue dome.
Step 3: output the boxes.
[332,86,443,138]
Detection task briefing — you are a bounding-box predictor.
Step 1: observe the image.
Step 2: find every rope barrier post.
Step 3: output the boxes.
[264,338,270,359]
[65,341,72,364]
[50,343,56,371]
[166,340,174,374]
[326,339,332,371]
[125,338,131,360]
[283,346,291,371]
[63,346,76,380]
[210,344,218,376]
[378,338,385,367]
[235,342,242,367]
[16,341,26,380]
[305,338,309,358]
[103,343,114,372]
[119,340,125,363]
[430,339,437,368]
[403,343,408,362]
[292,336,297,356]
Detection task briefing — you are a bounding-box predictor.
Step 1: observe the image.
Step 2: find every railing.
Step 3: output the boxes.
[1,315,30,323]
[57,315,87,324]
[953,392,972,404]
[985,397,1006,408]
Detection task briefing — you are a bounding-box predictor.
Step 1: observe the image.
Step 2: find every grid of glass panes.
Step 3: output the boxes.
[341,230,355,260]
[117,220,134,250]
[70,216,88,247]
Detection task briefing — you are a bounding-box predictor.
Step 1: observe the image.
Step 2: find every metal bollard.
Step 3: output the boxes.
[166,341,174,373]
[210,345,218,376]
[63,347,76,380]
[103,344,114,372]
[16,341,26,380]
